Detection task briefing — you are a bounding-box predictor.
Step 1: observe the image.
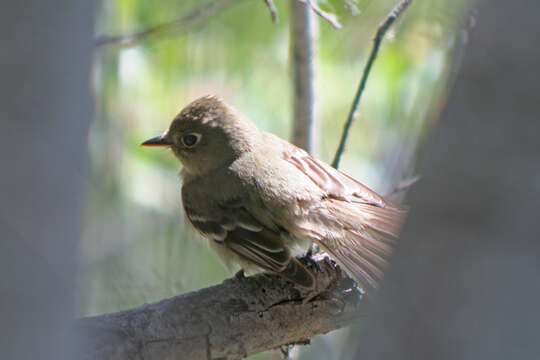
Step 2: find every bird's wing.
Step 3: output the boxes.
[279,140,406,289]
[184,201,314,288]
[283,142,400,211]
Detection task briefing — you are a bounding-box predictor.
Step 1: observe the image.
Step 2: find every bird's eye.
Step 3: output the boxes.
[181,133,201,148]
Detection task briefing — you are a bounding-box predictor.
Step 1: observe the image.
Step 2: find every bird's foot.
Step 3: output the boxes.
[302,290,320,304]
[234,269,245,280]
[301,277,328,304]
[305,242,320,259]
[279,345,291,359]
[300,244,322,272]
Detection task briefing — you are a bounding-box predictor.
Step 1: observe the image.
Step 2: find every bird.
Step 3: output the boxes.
[142,95,406,292]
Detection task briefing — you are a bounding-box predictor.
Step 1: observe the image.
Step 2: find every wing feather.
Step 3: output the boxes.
[284,145,402,210]
[280,140,407,290]
[185,204,314,288]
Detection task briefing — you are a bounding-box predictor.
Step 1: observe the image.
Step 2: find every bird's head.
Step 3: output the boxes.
[142,96,259,175]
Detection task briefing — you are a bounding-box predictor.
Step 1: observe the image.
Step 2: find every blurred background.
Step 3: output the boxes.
[82,0,469,358]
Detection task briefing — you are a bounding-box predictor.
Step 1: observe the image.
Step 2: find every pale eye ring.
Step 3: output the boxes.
[181,133,201,148]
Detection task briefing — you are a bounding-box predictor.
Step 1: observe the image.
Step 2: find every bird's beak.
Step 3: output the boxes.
[141,131,172,147]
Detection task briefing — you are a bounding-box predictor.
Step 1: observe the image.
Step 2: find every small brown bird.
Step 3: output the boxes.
[142,96,405,291]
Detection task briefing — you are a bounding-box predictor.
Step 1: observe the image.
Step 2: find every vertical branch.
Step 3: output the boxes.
[290,0,318,155]
[332,0,412,169]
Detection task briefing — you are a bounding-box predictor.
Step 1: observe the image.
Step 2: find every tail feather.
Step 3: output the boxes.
[350,228,393,257]
[352,202,406,238]
[301,199,406,291]
[330,246,380,288]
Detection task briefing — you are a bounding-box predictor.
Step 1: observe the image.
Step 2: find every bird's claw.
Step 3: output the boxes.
[301,278,327,304]
[234,269,245,280]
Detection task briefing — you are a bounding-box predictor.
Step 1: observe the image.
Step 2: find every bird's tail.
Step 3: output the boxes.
[301,200,406,291]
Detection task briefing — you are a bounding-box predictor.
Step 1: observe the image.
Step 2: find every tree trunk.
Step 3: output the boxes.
[0,1,94,359]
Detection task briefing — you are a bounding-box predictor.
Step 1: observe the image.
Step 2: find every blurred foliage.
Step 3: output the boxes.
[82,0,470,358]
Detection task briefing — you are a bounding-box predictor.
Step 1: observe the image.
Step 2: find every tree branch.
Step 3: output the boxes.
[332,0,412,169]
[263,0,279,24]
[296,0,342,29]
[94,0,240,48]
[290,0,318,154]
[263,0,342,29]
[75,257,366,359]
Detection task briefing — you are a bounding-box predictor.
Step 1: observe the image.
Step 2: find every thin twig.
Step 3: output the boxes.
[344,0,361,16]
[384,174,420,198]
[300,0,342,29]
[94,0,239,48]
[264,0,279,23]
[332,0,412,169]
[263,0,342,29]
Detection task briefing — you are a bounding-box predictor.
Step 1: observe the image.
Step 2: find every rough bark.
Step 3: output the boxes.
[76,258,366,360]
